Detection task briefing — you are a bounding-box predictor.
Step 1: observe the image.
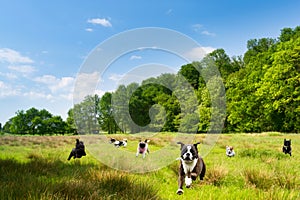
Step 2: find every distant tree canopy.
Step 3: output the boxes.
[3,26,299,135]
[226,26,300,132]
[69,26,300,134]
[3,107,71,135]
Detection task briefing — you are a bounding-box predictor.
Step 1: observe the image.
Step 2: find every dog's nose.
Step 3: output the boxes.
[186,153,190,157]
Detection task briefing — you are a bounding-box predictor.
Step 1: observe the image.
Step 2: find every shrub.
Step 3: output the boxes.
[243,169,274,190]
[205,166,228,186]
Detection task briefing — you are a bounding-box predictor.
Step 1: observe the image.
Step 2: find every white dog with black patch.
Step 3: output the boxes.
[176,142,206,195]
[109,138,127,148]
[136,139,150,158]
[226,146,235,157]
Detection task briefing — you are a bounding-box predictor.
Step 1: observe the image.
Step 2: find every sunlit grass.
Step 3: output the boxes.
[0,132,299,199]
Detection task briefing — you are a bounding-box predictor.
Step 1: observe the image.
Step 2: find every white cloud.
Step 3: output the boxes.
[201,30,216,37]
[130,55,142,60]
[0,81,20,97]
[109,73,123,81]
[73,72,100,102]
[8,65,36,74]
[192,24,216,37]
[0,72,18,80]
[192,24,203,32]
[85,28,93,32]
[23,91,54,100]
[94,89,106,97]
[0,48,34,63]
[87,18,112,27]
[59,93,73,101]
[34,75,75,93]
[184,46,215,61]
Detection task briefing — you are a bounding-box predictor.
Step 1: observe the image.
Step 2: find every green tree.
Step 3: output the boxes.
[208,49,234,80]
[4,107,70,135]
[178,62,202,90]
[112,85,130,133]
[226,26,300,133]
[9,110,28,134]
[99,92,120,134]
[255,37,300,132]
[66,108,77,134]
[73,95,100,134]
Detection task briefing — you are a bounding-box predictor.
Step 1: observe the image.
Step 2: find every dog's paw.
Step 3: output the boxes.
[185,177,192,188]
[176,189,184,195]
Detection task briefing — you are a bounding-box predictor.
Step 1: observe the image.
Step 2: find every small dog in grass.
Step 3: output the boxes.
[136,139,150,158]
[109,138,128,148]
[282,139,292,156]
[67,139,86,160]
[176,142,206,195]
[226,146,235,157]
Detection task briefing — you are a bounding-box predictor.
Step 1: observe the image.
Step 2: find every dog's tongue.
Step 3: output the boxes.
[139,147,146,153]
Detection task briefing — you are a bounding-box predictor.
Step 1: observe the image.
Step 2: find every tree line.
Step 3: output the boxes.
[2,26,299,135]
[1,107,75,135]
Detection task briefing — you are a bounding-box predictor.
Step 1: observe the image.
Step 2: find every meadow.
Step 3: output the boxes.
[0,132,299,200]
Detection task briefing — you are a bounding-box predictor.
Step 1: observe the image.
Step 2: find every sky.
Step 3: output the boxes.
[0,0,299,125]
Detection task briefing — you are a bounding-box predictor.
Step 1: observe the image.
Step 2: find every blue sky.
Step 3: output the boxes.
[0,0,299,125]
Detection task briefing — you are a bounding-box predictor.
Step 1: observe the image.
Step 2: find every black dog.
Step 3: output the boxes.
[282,139,292,156]
[176,142,206,195]
[67,139,86,160]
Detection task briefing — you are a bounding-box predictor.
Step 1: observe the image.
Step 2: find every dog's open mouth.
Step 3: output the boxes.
[182,158,194,162]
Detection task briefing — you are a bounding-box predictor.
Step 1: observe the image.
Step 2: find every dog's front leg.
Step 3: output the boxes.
[176,174,185,195]
[185,172,192,188]
[67,152,73,160]
[282,146,286,153]
[67,149,75,160]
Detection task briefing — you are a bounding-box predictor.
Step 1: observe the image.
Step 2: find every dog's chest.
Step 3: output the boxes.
[182,158,198,174]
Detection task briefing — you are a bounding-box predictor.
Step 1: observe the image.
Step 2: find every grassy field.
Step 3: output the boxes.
[0,132,299,200]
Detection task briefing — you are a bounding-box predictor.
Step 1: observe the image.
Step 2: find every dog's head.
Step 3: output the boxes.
[284,139,291,147]
[177,142,200,162]
[138,139,150,149]
[109,138,116,144]
[120,139,128,147]
[226,146,233,153]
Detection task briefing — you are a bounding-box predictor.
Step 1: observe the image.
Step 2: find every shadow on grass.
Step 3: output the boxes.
[0,156,160,200]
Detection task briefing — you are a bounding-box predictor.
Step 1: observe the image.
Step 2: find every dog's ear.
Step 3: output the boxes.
[145,139,150,143]
[193,142,201,151]
[194,142,201,147]
[177,142,184,150]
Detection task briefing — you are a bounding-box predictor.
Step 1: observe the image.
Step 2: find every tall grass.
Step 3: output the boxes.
[0,156,159,200]
[0,133,299,199]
